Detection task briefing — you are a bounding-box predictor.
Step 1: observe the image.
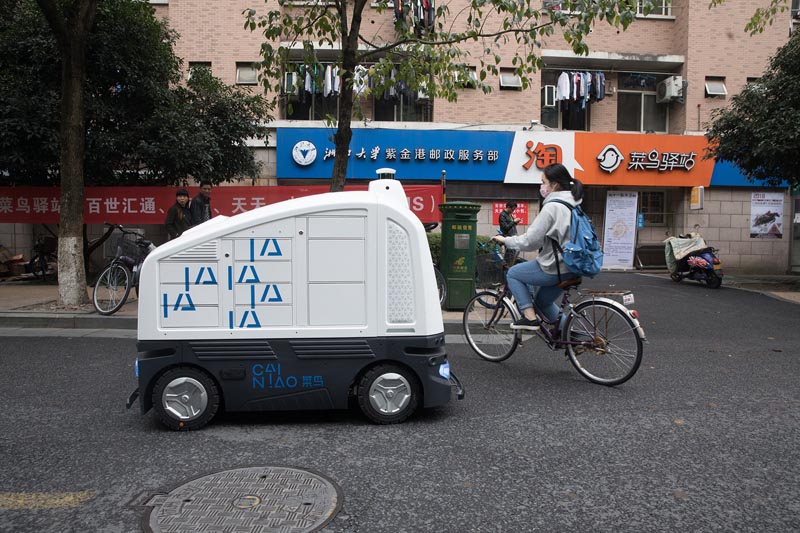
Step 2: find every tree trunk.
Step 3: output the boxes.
[56,39,90,306]
[330,1,366,192]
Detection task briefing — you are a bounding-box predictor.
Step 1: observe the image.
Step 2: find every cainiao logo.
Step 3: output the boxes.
[292,140,317,166]
[597,144,624,173]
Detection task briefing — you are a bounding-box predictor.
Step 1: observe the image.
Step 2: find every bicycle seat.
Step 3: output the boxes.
[423,222,439,232]
[558,277,582,290]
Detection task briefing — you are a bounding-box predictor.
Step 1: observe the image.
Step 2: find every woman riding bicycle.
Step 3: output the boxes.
[492,163,583,331]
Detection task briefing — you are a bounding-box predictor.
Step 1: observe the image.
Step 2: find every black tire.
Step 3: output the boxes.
[564,300,643,386]
[29,254,49,281]
[434,266,446,308]
[92,263,132,315]
[152,366,220,431]
[670,272,682,282]
[357,364,420,424]
[463,291,520,362]
[706,271,722,289]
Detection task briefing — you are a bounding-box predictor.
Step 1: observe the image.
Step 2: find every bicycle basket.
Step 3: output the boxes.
[114,236,144,261]
[476,252,505,288]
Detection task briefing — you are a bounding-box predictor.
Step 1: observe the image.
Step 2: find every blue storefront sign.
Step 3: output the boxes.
[278,127,514,181]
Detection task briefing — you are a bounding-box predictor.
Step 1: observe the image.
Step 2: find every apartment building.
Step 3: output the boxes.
[152,0,800,272]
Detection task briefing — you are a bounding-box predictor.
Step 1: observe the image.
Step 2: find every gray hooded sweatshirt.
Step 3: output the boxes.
[503,190,580,276]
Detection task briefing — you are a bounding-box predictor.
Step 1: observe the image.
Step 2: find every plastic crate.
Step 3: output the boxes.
[476,252,505,288]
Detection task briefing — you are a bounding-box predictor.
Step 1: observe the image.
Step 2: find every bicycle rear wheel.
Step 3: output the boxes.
[563,300,643,386]
[93,263,132,315]
[463,291,520,362]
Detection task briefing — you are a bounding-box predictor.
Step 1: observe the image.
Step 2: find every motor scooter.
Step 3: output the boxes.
[664,231,723,289]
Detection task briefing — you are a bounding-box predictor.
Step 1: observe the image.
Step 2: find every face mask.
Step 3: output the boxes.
[539,183,550,198]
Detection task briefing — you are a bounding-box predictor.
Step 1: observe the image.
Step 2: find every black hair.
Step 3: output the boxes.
[506,201,517,209]
[176,188,189,197]
[543,163,584,201]
[199,179,212,188]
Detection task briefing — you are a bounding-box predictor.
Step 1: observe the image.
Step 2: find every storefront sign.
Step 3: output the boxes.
[278,128,512,181]
[749,192,784,239]
[0,185,443,224]
[602,191,639,270]
[277,127,731,188]
[491,202,529,226]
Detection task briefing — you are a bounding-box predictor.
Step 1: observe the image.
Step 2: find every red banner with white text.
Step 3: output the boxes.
[0,185,443,224]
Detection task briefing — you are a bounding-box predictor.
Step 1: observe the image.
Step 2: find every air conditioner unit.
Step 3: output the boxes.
[542,84,556,107]
[656,75,682,103]
[284,72,300,99]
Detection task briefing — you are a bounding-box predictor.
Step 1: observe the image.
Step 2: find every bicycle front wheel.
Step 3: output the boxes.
[563,300,643,386]
[93,263,132,315]
[463,291,520,362]
[434,266,446,308]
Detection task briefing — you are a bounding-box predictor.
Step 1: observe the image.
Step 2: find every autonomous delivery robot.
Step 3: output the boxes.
[127,178,464,430]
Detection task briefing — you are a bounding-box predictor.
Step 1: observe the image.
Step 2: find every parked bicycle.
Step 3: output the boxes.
[28,235,58,281]
[92,223,156,315]
[424,222,447,307]
[463,245,646,386]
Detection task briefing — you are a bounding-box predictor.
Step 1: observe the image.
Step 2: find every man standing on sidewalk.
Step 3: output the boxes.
[498,201,521,265]
[190,181,213,226]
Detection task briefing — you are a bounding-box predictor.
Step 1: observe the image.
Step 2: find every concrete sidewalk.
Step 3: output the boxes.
[0,271,798,332]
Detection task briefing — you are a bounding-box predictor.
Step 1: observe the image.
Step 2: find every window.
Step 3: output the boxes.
[539,70,589,131]
[236,63,258,85]
[457,67,478,89]
[188,62,211,80]
[499,71,523,90]
[617,73,667,133]
[640,191,666,225]
[704,77,728,98]
[637,0,671,16]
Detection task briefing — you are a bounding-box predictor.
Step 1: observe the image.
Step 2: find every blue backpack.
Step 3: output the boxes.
[548,199,604,278]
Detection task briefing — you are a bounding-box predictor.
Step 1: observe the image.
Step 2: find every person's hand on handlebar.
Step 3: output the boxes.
[491,235,506,245]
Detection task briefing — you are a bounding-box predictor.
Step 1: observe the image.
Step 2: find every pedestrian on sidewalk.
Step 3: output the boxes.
[165,189,192,240]
[498,201,521,266]
[190,180,213,226]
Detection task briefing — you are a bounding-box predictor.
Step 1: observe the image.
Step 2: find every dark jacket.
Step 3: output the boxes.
[499,209,518,236]
[190,194,211,226]
[165,203,192,239]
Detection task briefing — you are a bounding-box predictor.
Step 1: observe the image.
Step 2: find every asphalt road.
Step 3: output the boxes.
[1,273,799,532]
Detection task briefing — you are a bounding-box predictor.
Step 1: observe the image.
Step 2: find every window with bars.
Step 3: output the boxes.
[640,191,666,225]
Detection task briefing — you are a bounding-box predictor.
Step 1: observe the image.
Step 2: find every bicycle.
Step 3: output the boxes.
[424,222,447,307]
[92,223,156,315]
[463,245,646,386]
[28,235,58,281]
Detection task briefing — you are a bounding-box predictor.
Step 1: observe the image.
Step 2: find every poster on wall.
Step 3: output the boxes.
[602,191,639,270]
[750,192,784,239]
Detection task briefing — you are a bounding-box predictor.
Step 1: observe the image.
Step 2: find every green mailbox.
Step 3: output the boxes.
[439,201,481,310]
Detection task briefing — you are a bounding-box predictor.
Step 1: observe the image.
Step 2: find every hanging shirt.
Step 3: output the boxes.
[556,72,570,102]
[323,65,333,97]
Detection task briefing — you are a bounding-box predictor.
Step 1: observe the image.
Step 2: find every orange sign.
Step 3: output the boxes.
[574,133,715,187]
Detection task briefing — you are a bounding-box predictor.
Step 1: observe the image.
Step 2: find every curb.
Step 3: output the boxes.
[0,312,137,330]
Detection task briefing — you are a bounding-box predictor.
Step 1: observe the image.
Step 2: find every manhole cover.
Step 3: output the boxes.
[144,466,342,532]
